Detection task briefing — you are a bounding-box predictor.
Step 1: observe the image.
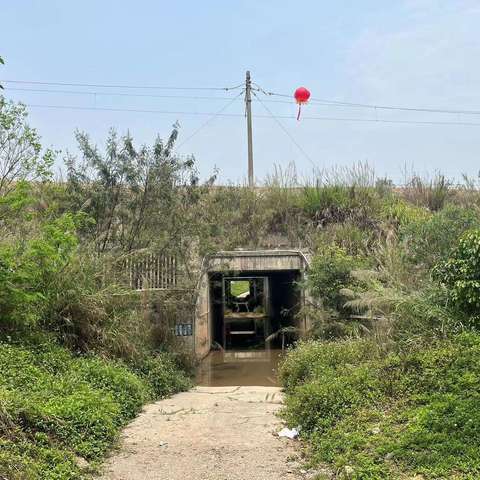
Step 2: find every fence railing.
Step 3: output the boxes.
[124,253,178,290]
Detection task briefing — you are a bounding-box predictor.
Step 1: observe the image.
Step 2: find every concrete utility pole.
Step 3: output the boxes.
[245,70,254,187]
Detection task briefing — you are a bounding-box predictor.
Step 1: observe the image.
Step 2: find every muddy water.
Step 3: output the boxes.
[196,349,285,387]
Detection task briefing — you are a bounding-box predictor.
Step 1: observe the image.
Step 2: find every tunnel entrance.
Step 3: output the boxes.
[209,270,301,350]
[195,250,310,386]
[195,250,310,361]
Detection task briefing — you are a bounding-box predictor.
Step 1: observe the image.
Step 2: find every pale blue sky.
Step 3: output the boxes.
[2,0,480,183]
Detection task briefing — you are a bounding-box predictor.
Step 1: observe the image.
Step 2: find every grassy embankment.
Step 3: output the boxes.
[0,337,189,479]
[281,335,480,479]
[277,178,480,479]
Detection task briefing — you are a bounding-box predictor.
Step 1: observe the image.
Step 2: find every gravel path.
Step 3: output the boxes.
[101,386,305,480]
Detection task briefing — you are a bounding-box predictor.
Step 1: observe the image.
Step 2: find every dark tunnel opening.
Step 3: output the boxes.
[209,270,301,350]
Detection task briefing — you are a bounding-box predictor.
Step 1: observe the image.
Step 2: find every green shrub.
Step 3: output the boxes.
[0,438,82,480]
[435,229,480,314]
[0,340,189,479]
[279,339,379,391]
[283,366,381,434]
[133,352,191,397]
[280,333,480,479]
[0,183,81,329]
[314,222,375,257]
[74,357,152,422]
[308,245,365,311]
[40,385,120,459]
[302,184,352,217]
[345,281,468,341]
[400,204,480,270]
[379,195,430,227]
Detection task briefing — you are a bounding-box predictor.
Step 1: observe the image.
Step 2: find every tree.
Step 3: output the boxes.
[65,125,212,253]
[0,100,54,195]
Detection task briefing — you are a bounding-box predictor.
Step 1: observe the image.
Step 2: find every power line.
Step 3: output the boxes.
[176,91,244,149]
[24,103,246,116]
[291,113,480,127]
[22,102,480,126]
[12,86,480,117]
[261,89,480,116]
[8,81,480,116]
[0,79,244,91]
[299,116,480,127]
[252,91,316,166]
[4,86,300,106]
[3,86,241,101]
[5,79,480,115]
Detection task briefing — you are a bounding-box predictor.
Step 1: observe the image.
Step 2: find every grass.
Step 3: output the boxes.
[230,280,250,297]
[0,337,190,479]
[280,334,480,479]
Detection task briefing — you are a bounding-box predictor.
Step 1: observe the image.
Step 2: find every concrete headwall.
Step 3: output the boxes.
[207,250,306,272]
[194,249,311,359]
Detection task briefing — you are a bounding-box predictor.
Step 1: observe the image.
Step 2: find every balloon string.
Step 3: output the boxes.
[297,104,301,121]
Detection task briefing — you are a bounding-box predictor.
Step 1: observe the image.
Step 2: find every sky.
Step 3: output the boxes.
[2,0,480,184]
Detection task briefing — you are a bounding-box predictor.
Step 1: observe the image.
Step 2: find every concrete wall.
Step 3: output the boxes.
[194,250,310,358]
[195,270,211,358]
[149,289,196,352]
[207,250,306,273]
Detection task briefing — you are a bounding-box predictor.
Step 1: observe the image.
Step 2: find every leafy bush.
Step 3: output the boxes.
[308,245,365,311]
[0,339,189,479]
[380,195,430,227]
[74,358,151,421]
[313,222,375,258]
[0,438,82,480]
[435,229,480,315]
[66,126,208,254]
[279,338,379,392]
[400,204,480,270]
[0,183,81,330]
[0,99,54,196]
[302,184,352,218]
[280,333,480,479]
[132,352,191,397]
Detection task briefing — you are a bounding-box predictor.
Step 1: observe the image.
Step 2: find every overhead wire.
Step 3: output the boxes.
[262,89,480,116]
[252,90,316,166]
[11,85,480,117]
[250,81,480,126]
[175,90,244,149]
[3,86,242,101]
[6,78,480,126]
[20,103,480,126]
[4,85,322,108]
[0,79,244,91]
[6,79,480,116]
[22,103,246,116]
[5,78,480,115]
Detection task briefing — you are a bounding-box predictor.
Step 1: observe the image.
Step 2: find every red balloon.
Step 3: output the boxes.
[294,86,311,104]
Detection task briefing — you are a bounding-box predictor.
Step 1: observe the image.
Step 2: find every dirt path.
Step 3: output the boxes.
[101,386,305,480]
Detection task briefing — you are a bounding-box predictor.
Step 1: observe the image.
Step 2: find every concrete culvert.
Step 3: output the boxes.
[195,250,311,387]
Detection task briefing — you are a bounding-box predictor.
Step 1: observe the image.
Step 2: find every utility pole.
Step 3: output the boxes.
[245,70,254,187]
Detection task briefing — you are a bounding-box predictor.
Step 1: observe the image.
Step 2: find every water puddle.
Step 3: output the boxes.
[196,349,285,387]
